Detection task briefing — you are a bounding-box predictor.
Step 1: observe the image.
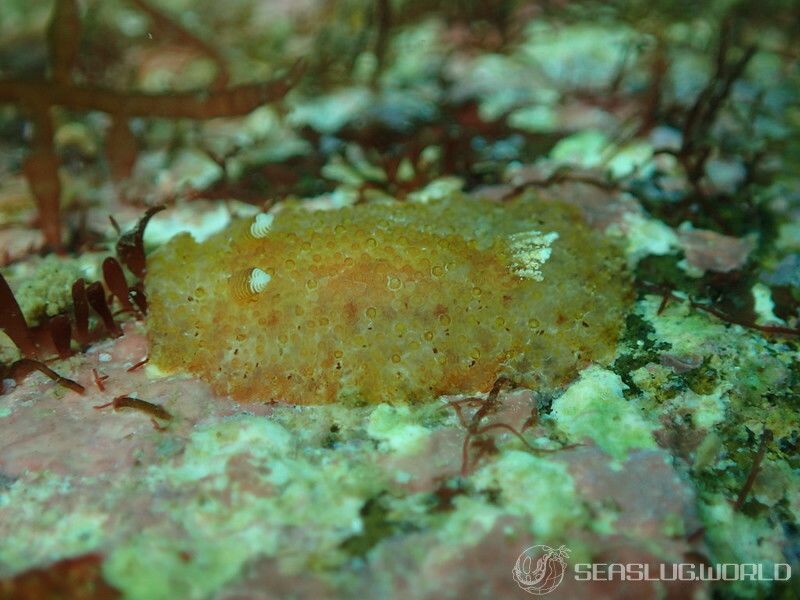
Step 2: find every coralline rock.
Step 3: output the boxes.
[677,226,754,274]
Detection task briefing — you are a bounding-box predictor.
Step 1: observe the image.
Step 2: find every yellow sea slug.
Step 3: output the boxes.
[145,195,632,404]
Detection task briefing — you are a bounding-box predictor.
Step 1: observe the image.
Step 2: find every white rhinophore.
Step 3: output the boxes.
[230,267,272,300]
[249,268,272,293]
[250,213,275,238]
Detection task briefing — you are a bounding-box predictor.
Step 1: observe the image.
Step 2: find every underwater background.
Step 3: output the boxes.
[0,1,799,598]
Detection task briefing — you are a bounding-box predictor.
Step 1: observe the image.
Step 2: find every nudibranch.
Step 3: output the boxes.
[145,196,632,404]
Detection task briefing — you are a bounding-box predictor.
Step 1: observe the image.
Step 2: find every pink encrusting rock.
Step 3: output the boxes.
[554,446,702,541]
[0,322,262,478]
[372,388,548,492]
[678,227,754,273]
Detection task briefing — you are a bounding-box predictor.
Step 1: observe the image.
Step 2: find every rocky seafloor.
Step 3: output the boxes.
[1,1,799,599]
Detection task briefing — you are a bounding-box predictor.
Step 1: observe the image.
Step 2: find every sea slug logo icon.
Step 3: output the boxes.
[512,545,570,595]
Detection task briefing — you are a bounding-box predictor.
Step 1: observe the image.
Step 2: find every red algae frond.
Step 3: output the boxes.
[145,196,632,404]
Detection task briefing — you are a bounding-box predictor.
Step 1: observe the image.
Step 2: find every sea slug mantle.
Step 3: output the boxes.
[145,196,632,404]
